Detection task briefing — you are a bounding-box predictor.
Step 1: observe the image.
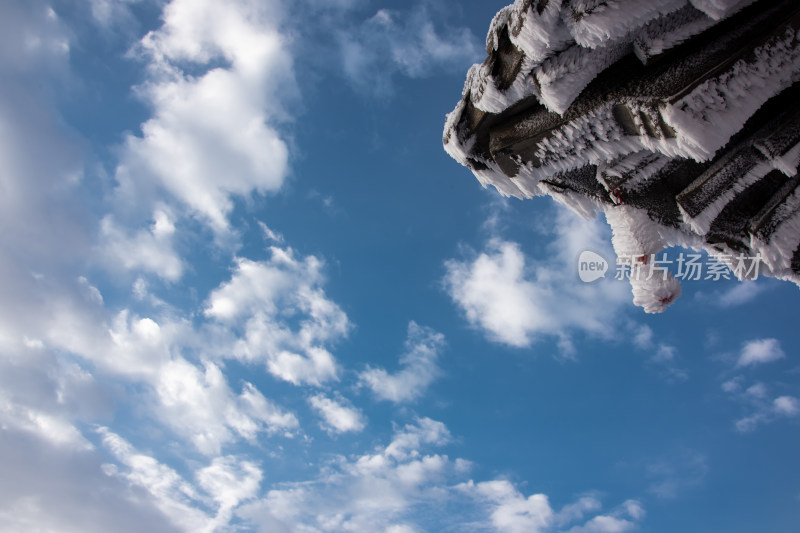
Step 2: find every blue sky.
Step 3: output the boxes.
[1,0,798,531]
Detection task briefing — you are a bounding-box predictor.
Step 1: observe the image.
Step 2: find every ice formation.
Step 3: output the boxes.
[444,0,800,313]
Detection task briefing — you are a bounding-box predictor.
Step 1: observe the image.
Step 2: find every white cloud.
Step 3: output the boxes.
[722,374,798,432]
[736,338,785,367]
[337,3,480,95]
[205,247,349,386]
[238,417,642,533]
[461,481,645,533]
[0,2,87,273]
[115,0,295,234]
[653,345,676,363]
[646,344,688,383]
[0,425,182,533]
[359,322,444,403]
[444,209,630,350]
[237,417,454,532]
[463,480,554,533]
[100,429,264,533]
[555,496,603,526]
[567,515,636,533]
[308,394,366,435]
[632,325,654,350]
[88,0,143,29]
[156,359,299,455]
[773,396,800,417]
[0,1,303,531]
[100,209,184,281]
[716,282,767,307]
[258,220,284,244]
[745,382,768,399]
[621,500,646,521]
[722,377,743,393]
[99,428,213,531]
[0,398,93,452]
[196,456,263,530]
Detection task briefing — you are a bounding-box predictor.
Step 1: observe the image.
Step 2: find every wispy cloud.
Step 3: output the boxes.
[336,2,481,95]
[99,428,264,532]
[723,378,800,433]
[721,338,797,432]
[359,322,444,403]
[694,280,770,308]
[238,418,645,533]
[649,344,689,383]
[645,449,708,500]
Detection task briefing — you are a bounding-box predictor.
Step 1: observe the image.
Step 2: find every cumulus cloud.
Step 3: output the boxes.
[773,396,800,416]
[337,3,480,95]
[308,393,366,435]
[461,480,645,533]
[0,0,309,530]
[238,417,642,533]
[156,359,299,455]
[444,209,630,351]
[114,0,295,234]
[204,247,350,386]
[736,338,785,367]
[462,479,554,533]
[359,322,444,403]
[100,209,184,281]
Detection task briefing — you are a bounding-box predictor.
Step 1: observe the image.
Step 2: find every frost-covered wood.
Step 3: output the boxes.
[444,0,800,313]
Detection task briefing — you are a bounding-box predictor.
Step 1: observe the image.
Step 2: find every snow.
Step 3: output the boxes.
[562,0,687,49]
[677,152,774,236]
[468,57,541,115]
[634,5,716,64]
[689,0,758,20]
[444,0,800,312]
[665,26,800,161]
[630,265,683,313]
[750,184,800,277]
[534,39,631,115]
[507,0,572,62]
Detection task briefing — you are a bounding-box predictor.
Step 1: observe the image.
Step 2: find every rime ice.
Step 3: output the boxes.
[444,0,800,313]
